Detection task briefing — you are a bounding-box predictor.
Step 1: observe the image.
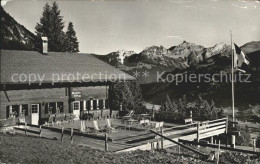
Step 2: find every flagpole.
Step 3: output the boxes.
[230,29,235,127]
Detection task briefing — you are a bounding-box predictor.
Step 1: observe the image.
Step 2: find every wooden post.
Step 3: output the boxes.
[231,135,235,148]
[217,140,221,164]
[210,137,214,144]
[39,126,42,138]
[25,122,27,135]
[226,116,228,147]
[178,145,181,155]
[161,128,164,149]
[197,122,200,143]
[13,115,16,126]
[253,138,256,152]
[105,133,108,151]
[61,127,64,142]
[85,120,87,131]
[119,103,122,111]
[71,128,73,144]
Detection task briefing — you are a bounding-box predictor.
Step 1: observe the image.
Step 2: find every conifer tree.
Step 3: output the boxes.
[36,2,74,52]
[35,3,52,37]
[66,22,79,52]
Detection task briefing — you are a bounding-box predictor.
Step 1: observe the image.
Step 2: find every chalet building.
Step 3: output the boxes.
[0,40,135,125]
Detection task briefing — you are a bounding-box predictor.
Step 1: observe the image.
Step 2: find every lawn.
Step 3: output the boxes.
[0,133,259,164]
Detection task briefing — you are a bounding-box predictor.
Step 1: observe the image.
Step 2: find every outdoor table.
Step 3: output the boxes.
[140,114,150,120]
[148,121,161,130]
[125,119,138,130]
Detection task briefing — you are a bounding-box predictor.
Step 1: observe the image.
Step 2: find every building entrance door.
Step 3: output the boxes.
[31,104,39,125]
[73,101,80,119]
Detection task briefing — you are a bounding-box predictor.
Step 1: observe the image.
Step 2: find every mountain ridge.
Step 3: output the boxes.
[0,6,41,51]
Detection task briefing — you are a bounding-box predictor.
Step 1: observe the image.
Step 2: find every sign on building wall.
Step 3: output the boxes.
[71,91,82,98]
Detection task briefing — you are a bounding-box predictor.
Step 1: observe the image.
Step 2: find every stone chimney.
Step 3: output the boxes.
[41,37,48,54]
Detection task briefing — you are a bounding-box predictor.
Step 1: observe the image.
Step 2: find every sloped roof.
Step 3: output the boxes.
[0,50,135,84]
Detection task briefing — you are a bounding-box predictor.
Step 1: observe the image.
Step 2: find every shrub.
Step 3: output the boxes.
[236,126,251,146]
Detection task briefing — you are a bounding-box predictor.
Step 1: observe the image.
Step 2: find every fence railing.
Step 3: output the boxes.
[162,118,227,145]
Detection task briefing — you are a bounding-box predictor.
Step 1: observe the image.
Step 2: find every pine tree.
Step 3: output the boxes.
[50,2,66,52]
[109,81,145,113]
[66,22,79,52]
[35,3,52,37]
[35,2,69,52]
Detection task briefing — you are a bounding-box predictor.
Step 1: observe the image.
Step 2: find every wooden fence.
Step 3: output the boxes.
[13,123,111,151]
[116,118,228,152]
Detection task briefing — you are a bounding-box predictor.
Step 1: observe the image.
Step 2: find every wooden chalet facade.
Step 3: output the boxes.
[0,49,134,125]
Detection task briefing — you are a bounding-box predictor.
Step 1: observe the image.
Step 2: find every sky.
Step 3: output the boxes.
[2,0,260,54]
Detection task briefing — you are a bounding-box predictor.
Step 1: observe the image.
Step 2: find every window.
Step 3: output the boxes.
[31,104,39,113]
[105,99,109,109]
[21,104,28,116]
[73,102,80,110]
[93,100,97,110]
[45,102,63,114]
[48,102,56,113]
[56,102,64,113]
[6,105,20,118]
[99,100,104,109]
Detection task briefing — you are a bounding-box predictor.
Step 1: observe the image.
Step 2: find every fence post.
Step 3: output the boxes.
[105,133,108,151]
[39,126,42,138]
[253,138,256,152]
[196,122,200,143]
[161,128,164,149]
[71,128,73,144]
[231,135,236,148]
[178,145,181,155]
[25,122,27,135]
[210,137,214,144]
[13,115,16,126]
[61,127,64,142]
[216,140,221,164]
[226,116,228,147]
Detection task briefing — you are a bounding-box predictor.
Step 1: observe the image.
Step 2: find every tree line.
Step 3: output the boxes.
[156,94,224,123]
[35,2,79,52]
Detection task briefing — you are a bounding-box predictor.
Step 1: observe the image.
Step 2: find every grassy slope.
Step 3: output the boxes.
[1,133,260,164]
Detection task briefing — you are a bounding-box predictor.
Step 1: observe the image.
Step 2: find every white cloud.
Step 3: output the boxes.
[1,0,12,7]
[1,1,7,6]
[166,35,185,40]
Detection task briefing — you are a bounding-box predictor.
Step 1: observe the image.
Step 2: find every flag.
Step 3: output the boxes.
[233,43,250,68]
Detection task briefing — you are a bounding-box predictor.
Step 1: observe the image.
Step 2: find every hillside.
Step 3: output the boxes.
[0,6,41,51]
[1,133,259,164]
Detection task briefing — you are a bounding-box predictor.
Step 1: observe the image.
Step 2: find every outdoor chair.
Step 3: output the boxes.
[143,119,151,131]
[55,113,61,125]
[60,113,66,124]
[93,111,101,120]
[65,113,71,123]
[123,110,135,120]
[18,116,26,124]
[70,114,76,122]
[105,119,118,133]
[158,121,164,131]
[47,114,54,126]
[111,110,119,118]
[92,120,103,133]
[102,110,110,119]
[138,119,146,131]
